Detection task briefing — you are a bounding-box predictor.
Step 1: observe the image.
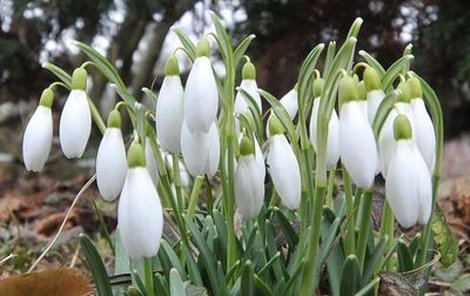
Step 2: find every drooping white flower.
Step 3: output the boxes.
[235,136,266,218]
[363,66,385,124]
[378,82,413,178]
[22,88,54,172]
[309,97,340,168]
[96,112,127,201]
[338,76,377,189]
[266,115,301,210]
[409,76,436,174]
[266,88,298,138]
[386,115,432,228]
[118,142,163,259]
[60,68,91,159]
[145,137,158,185]
[235,62,262,114]
[183,39,218,133]
[156,56,184,153]
[181,121,220,177]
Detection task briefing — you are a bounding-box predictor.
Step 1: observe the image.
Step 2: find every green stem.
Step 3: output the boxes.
[226,136,237,273]
[356,189,373,269]
[325,167,336,208]
[343,168,355,256]
[143,257,155,296]
[299,186,326,295]
[378,200,394,271]
[206,176,213,215]
[87,96,106,134]
[172,153,184,211]
[187,175,205,219]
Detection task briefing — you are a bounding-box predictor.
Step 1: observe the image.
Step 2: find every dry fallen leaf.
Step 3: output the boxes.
[0,268,92,296]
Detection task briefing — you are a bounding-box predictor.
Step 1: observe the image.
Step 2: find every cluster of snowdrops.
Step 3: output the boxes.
[21,15,443,295]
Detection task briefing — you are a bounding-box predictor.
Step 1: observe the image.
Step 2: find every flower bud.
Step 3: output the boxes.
[397,81,411,104]
[363,67,381,92]
[242,61,256,80]
[71,68,87,90]
[268,113,285,136]
[339,75,359,106]
[312,78,325,98]
[235,61,262,117]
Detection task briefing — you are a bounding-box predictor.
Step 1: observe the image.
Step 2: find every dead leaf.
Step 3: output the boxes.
[0,268,92,296]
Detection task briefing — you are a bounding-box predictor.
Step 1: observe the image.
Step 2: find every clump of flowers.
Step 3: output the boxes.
[22,12,452,296]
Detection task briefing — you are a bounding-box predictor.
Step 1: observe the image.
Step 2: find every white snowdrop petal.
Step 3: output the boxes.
[280,89,298,119]
[234,79,262,114]
[156,76,184,153]
[411,98,436,174]
[184,57,218,133]
[59,90,91,158]
[235,154,265,218]
[22,106,53,172]
[118,168,163,258]
[367,89,385,124]
[267,135,301,210]
[96,128,127,201]
[181,121,220,177]
[145,137,159,185]
[414,145,433,224]
[339,101,377,189]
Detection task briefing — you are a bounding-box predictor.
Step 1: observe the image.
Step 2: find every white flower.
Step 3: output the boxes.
[410,98,436,174]
[22,106,53,172]
[156,75,184,153]
[181,121,220,177]
[145,137,158,185]
[59,89,91,158]
[96,128,127,201]
[386,135,432,228]
[309,97,340,167]
[118,166,163,258]
[266,89,298,138]
[267,134,301,210]
[184,56,218,133]
[339,101,378,188]
[367,89,385,124]
[235,79,262,114]
[378,102,412,178]
[235,138,265,218]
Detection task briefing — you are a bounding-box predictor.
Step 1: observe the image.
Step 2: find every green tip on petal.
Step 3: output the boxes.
[268,113,285,136]
[164,55,180,76]
[357,81,366,101]
[364,67,382,91]
[242,61,256,80]
[127,141,146,168]
[312,78,325,98]
[196,38,210,57]
[239,136,254,156]
[397,81,411,103]
[107,109,122,128]
[71,68,88,90]
[39,88,54,108]
[339,75,359,105]
[394,114,413,140]
[408,76,423,99]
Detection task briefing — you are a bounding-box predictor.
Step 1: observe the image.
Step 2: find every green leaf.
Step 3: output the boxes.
[253,274,274,296]
[397,239,414,272]
[171,27,197,61]
[353,277,380,296]
[382,54,414,91]
[358,50,385,76]
[160,240,186,281]
[240,261,254,296]
[114,231,130,275]
[431,206,459,267]
[234,34,256,67]
[371,90,400,138]
[346,17,364,39]
[43,62,72,86]
[79,234,113,296]
[209,11,233,62]
[131,269,150,296]
[451,274,470,293]
[340,255,362,296]
[362,236,387,285]
[323,41,336,77]
[274,208,299,250]
[435,260,463,282]
[142,87,158,104]
[169,268,187,296]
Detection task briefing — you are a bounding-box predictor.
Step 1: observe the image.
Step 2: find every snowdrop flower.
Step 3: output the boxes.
[364,67,385,124]
[181,121,220,177]
[145,137,158,185]
[59,68,91,159]
[339,76,377,189]
[156,55,184,153]
[409,76,436,174]
[118,141,163,258]
[96,110,127,201]
[235,135,266,218]
[266,114,301,210]
[386,114,432,228]
[22,88,54,172]
[266,88,298,138]
[184,39,218,133]
[357,80,369,120]
[378,81,413,177]
[234,61,262,115]
[309,78,340,167]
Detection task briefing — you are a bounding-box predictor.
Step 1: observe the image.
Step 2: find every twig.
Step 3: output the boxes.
[0,253,17,265]
[27,174,96,273]
[69,243,81,268]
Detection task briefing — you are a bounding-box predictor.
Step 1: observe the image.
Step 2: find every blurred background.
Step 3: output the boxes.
[0,0,469,281]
